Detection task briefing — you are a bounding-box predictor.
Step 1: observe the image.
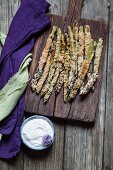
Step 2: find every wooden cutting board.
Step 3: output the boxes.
[25,15,107,123]
[25,0,107,123]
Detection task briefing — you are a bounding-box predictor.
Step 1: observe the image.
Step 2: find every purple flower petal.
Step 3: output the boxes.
[42,135,52,146]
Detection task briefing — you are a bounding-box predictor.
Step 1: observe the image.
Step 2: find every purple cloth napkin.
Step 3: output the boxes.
[0,0,51,158]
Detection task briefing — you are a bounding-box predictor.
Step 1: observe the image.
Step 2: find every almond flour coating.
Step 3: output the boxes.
[31,26,57,91]
[41,28,62,96]
[64,33,71,102]
[68,24,78,92]
[69,39,95,99]
[35,41,56,94]
[80,38,103,95]
[43,34,64,102]
[85,25,92,60]
[55,34,65,93]
[77,26,85,76]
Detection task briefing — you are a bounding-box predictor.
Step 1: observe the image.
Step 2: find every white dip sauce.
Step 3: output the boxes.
[22,118,54,148]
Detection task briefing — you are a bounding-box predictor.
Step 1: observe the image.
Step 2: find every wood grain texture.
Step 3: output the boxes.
[47,0,83,17]
[64,0,109,170]
[103,1,113,170]
[47,0,69,16]
[68,0,83,19]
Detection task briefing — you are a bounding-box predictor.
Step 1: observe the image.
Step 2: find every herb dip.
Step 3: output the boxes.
[21,116,54,150]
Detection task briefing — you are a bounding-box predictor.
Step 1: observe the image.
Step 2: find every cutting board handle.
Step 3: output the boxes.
[67,0,83,19]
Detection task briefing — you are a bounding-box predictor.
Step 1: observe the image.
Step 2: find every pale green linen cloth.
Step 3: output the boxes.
[0,32,6,46]
[0,32,32,140]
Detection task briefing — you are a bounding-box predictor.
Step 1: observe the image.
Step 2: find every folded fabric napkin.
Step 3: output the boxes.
[0,0,51,158]
[0,33,32,138]
[0,53,32,122]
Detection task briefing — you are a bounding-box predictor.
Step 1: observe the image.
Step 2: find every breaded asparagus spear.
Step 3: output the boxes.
[68,26,77,75]
[78,25,91,90]
[43,34,64,102]
[41,28,62,96]
[31,26,57,91]
[77,26,85,76]
[87,41,97,79]
[55,34,65,93]
[93,38,103,74]
[68,24,78,91]
[44,59,62,102]
[80,74,98,95]
[35,41,56,94]
[79,38,103,95]
[69,39,95,99]
[55,69,64,93]
[64,33,71,102]
[80,39,95,79]
[79,25,92,91]
[72,21,78,41]
[87,63,93,79]
[85,25,92,60]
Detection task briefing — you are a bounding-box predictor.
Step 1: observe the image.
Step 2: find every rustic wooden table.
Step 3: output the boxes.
[0,0,113,170]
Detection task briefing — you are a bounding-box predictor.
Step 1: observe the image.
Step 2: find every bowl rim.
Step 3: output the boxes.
[20,115,55,150]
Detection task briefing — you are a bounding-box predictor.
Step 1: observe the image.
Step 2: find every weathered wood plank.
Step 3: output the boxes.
[68,0,83,19]
[47,0,69,16]
[64,0,109,170]
[81,0,108,21]
[0,0,9,34]
[103,1,113,170]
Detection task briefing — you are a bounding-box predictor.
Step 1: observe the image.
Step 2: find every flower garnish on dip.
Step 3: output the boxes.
[42,135,52,146]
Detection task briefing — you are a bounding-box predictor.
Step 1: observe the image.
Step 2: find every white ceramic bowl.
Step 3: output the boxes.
[20,115,55,150]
